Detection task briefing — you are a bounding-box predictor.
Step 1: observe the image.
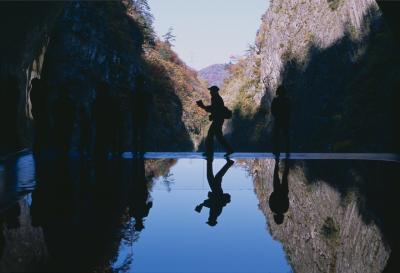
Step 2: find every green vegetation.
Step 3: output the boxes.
[131,0,209,150]
[327,0,343,11]
[142,40,208,149]
[321,217,340,242]
[221,50,270,151]
[162,27,176,47]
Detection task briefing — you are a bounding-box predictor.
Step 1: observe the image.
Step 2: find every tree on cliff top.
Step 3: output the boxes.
[163,27,176,47]
[131,0,155,44]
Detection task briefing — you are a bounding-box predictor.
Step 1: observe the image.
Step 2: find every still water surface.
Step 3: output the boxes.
[113,159,291,273]
[0,154,397,272]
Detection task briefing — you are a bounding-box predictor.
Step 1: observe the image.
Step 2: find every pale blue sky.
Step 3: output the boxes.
[147,0,270,70]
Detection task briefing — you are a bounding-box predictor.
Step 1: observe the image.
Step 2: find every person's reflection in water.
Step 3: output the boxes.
[129,156,152,231]
[269,159,290,225]
[271,85,291,158]
[195,158,234,226]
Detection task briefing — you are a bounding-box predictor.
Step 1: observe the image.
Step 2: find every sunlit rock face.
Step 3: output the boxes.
[255,0,400,152]
[258,0,380,97]
[225,0,400,152]
[250,159,390,273]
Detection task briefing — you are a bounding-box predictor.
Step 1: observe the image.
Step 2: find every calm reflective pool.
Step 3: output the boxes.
[112,159,291,273]
[0,154,398,272]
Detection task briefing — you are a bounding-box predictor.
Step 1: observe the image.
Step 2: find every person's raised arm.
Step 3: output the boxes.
[196,100,212,112]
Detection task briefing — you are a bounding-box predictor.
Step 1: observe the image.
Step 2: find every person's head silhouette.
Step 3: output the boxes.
[208,86,219,96]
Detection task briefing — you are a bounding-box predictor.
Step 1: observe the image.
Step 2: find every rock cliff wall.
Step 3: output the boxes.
[224,0,400,152]
[0,2,65,154]
[0,1,208,153]
[249,159,391,273]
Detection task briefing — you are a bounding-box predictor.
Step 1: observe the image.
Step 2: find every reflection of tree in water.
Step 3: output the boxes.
[112,217,141,273]
[112,158,176,271]
[162,172,175,192]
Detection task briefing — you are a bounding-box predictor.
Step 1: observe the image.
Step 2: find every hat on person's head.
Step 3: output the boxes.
[208,86,219,92]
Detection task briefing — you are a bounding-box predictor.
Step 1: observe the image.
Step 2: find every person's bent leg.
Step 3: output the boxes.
[215,122,233,154]
[272,124,280,157]
[205,123,216,155]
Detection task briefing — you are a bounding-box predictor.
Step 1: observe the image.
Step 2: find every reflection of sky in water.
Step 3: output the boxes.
[15,154,36,192]
[113,159,292,273]
[0,154,36,208]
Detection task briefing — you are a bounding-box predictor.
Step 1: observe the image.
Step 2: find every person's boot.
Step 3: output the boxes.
[226,158,234,165]
[202,151,213,158]
[224,149,234,158]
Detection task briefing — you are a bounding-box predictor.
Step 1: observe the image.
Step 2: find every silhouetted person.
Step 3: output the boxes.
[271,85,291,158]
[132,74,150,155]
[269,159,290,225]
[30,78,49,154]
[197,86,234,157]
[195,157,234,226]
[53,85,75,156]
[129,156,152,231]
[78,104,92,158]
[93,81,113,160]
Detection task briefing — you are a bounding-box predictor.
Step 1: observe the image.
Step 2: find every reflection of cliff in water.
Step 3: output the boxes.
[250,159,392,273]
[0,156,176,272]
[0,197,48,273]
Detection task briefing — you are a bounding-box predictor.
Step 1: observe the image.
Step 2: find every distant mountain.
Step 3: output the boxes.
[198,63,231,87]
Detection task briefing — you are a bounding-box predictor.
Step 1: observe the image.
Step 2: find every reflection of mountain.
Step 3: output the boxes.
[250,159,390,273]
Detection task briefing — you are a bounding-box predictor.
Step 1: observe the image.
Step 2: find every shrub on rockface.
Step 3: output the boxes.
[37,0,208,152]
[143,41,208,150]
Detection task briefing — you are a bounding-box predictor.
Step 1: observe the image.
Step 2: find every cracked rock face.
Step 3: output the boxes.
[225,0,399,152]
[249,159,390,273]
[257,0,379,99]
